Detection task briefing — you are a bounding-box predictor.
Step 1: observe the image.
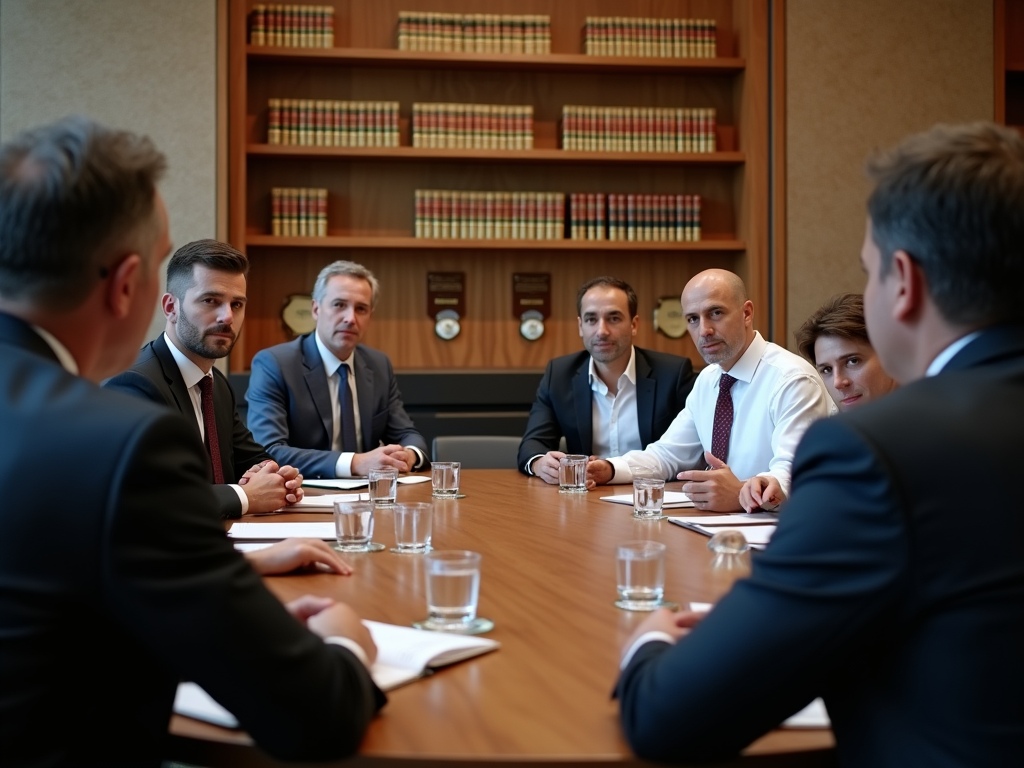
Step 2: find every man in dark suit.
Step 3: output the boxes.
[0,117,383,767]
[615,122,1024,767]
[520,274,696,481]
[106,239,304,517]
[247,260,429,478]
[518,276,695,483]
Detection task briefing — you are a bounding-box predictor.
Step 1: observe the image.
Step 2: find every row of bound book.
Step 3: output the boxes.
[583,16,717,58]
[267,100,400,148]
[413,104,534,150]
[568,194,702,242]
[249,4,334,48]
[415,191,565,241]
[397,11,552,54]
[270,188,328,237]
[562,106,717,154]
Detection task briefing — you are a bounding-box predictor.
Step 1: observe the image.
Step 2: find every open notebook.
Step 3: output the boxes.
[174,620,499,728]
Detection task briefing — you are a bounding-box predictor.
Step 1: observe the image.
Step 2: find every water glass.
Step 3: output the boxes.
[392,502,433,554]
[333,500,375,552]
[422,550,481,631]
[615,540,666,611]
[431,461,461,498]
[558,454,588,494]
[633,476,666,519]
[367,466,398,507]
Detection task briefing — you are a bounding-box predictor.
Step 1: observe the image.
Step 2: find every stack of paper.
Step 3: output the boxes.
[600,491,695,509]
[228,522,337,540]
[303,475,432,490]
[667,513,777,549]
[174,620,500,728]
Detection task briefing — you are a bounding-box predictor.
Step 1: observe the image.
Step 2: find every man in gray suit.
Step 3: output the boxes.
[247,260,428,478]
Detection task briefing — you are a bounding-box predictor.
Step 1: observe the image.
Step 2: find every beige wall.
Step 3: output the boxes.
[0,0,219,341]
[785,0,993,347]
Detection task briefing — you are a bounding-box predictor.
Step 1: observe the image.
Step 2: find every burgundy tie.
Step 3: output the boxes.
[710,373,737,464]
[199,375,225,484]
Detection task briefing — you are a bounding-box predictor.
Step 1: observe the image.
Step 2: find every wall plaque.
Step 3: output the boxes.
[427,272,465,340]
[512,273,550,341]
[281,294,316,336]
[653,296,686,339]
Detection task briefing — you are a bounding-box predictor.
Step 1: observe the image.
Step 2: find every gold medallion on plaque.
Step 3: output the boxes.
[281,294,316,336]
[653,296,686,339]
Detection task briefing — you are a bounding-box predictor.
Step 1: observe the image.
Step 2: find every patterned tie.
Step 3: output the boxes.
[710,373,737,464]
[339,363,358,453]
[198,375,225,484]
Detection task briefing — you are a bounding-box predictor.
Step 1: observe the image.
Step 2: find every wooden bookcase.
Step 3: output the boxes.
[227,0,770,372]
[996,0,1024,132]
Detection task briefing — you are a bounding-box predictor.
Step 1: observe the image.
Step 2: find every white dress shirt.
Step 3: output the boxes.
[607,332,833,495]
[313,333,425,477]
[926,331,982,376]
[164,334,249,513]
[589,346,643,458]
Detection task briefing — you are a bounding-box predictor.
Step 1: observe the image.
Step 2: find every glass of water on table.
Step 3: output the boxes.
[414,550,494,634]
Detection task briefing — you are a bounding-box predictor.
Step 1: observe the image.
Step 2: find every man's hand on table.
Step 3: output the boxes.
[238,460,304,513]
[621,607,708,662]
[245,537,354,576]
[586,457,614,489]
[740,475,786,512]
[529,451,565,484]
[677,451,744,512]
[351,444,414,476]
[286,596,378,665]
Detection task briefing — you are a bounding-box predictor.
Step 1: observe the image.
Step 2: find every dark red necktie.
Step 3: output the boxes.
[710,373,737,464]
[199,375,225,484]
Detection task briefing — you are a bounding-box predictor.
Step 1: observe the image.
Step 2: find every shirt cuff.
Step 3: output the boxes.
[607,457,632,484]
[620,631,677,670]
[229,483,249,515]
[324,636,370,669]
[335,452,355,478]
[406,445,426,471]
[525,454,544,475]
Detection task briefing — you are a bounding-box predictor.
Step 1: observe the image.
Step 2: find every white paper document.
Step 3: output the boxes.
[667,518,777,548]
[600,491,694,508]
[227,522,336,540]
[232,541,274,552]
[782,698,830,728]
[303,475,431,490]
[282,492,365,510]
[667,513,776,526]
[174,620,499,729]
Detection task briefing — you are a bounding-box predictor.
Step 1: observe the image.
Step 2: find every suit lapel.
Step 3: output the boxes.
[353,346,375,450]
[0,313,60,363]
[634,350,656,446]
[572,360,593,453]
[153,336,204,448]
[943,325,1024,373]
[301,333,334,442]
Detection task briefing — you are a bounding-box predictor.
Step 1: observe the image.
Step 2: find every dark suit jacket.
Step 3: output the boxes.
[246,333,428,478]
[615,326,1024,767]
[0,312,384,767]
[104,335,271,518]
[517,347,696,473]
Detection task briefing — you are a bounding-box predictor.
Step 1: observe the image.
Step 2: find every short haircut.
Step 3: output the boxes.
[0,116,166,309]
[166,239,249,299]
[576,276,638,318]
[866,122,1024,327]
[795,293,869,365]
[312,260,380,308]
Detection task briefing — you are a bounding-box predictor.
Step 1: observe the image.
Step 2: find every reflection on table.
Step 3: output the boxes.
[168,469,834,767]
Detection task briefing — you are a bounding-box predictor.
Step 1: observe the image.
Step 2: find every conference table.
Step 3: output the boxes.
[168,470,835,767]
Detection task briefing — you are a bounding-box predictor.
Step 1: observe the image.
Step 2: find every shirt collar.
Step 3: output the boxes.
[925,331,984,377]
[163,332,209,389]
[588,345,637,394]
[31,325,79,375]
[314,330,354,377]
[720,331,766,384]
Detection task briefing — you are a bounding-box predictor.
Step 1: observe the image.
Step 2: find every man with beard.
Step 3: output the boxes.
[587,269,833,511]
[518,276,695,483]
[106,239,304,517]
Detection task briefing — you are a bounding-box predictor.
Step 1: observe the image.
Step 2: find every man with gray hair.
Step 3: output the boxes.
[247,259,428,477]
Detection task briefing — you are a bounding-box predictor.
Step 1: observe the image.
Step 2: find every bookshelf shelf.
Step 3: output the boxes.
[245,234,745,251]
[246,45,745,75]
[247,144,745,165]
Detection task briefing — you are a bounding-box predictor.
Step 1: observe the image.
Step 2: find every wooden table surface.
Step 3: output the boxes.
[168,470,835,767]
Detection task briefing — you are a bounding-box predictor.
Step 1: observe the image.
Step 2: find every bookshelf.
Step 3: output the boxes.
[227,0,771,372]
[996,0,1024,133]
